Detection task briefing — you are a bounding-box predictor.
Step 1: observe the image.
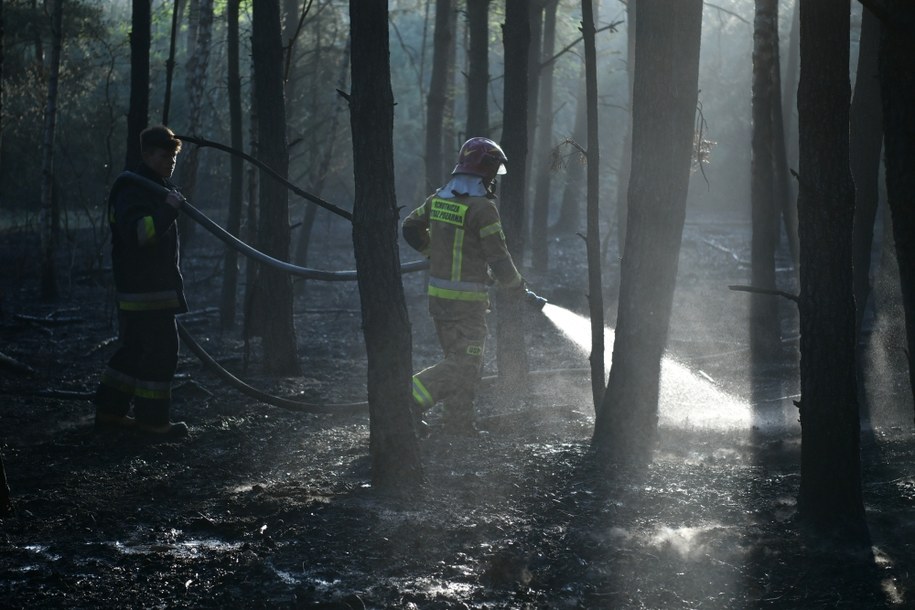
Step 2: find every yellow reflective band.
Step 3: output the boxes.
[135,379,171,400]
[412,377,434,407]
[430,198,468,227]
[428,285,489,302]
[451,228,464,282]
[137,216,157,246]
[480,222,504,239]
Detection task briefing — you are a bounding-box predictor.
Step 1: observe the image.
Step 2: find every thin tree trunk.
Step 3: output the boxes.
[851,7,883,339]
[780,0,800,264]
[162,0,180,125]
[465,0,489,137]
[348,0,423,490]
[219,0,244,330]
[615,0,635,252]
[582,0,603,410]
[39,0,63,300]
[850,6,883,429]
[750,0,781,361]
[530,0,558,272]
[553,63,586,234]
[879,2,915,422]
[125,0,150,170]
[525,1,543,205]
[592,0,703,465]
[425,0,454,191]
[251,0,299,376]
[796,0,864,536]
[495,0,530,389]
[178,0,213,245]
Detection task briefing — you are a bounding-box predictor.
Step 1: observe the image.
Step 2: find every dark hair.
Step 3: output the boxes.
[140,125,182,154]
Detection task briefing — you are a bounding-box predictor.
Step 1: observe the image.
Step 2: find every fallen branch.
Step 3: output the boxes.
[0,351,35,375]
[728,284,800,304]
[14,314,84,325]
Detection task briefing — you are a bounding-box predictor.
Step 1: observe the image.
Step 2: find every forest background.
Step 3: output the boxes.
[3,0,915,607]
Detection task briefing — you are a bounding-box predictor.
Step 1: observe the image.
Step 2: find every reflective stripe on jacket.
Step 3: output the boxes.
[108,165,188,314]
[403,192,521,317]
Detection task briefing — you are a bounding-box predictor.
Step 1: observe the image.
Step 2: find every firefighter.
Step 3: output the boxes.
[93,125,189,438]
[403,137,524,435]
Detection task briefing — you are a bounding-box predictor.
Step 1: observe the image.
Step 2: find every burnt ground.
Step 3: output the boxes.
[2,210,915,609]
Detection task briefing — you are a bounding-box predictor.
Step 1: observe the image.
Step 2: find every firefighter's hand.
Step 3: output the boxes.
[165,190,185,210]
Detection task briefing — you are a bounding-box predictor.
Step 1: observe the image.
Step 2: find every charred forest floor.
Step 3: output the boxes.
[2,210,915,609]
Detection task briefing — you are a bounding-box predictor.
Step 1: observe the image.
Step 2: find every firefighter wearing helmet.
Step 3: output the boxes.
[403,137,524,435]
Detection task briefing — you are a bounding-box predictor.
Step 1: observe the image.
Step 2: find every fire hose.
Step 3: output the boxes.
[112,170,431,413]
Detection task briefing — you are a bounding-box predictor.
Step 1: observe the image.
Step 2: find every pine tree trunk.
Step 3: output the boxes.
[348,0,423,490]
[582,0,604,410]
[219,0,244,330]
[530,0,558,272]
[879,2,915,422]
[495,0,530,389]
[592,0,703,465]
[425,0,454,192]
[125,0,150,170]
[796,0,864,535]
[615,0,635,253]
[750,0,781,361]
[251,0,299,376]
[39,0,63,300]
[465,0,489,137]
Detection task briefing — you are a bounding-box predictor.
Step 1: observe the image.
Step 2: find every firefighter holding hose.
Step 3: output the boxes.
[93,125,189,438]
[403,137,525,435]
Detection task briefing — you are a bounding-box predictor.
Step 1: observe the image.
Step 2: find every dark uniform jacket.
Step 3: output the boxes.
[108,164,187,314]
[403,191,522,320]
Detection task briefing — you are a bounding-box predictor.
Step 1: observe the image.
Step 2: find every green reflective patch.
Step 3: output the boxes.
[430,198,468,227]
[466,345,483,356]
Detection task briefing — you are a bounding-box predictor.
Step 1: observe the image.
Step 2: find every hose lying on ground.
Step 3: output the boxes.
[175,321,367,414]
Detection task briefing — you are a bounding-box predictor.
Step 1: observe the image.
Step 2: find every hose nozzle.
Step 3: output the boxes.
[524,289,548,312]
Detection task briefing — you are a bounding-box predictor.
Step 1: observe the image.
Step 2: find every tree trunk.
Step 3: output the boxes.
[780,0,800,264]
[162,0,180,125]
[582,0,604,410]
[796,0,864,535]
[495,0,530,389]
[219,0,244,330]
[125,0,150,170]
[530,0,558,272]
[553,62,586,234]
[348,0,423,490]
[879,2,915,421]
[525,2,543,205]
[615,0,635,252]
[465,0,489,137]
[251,0,299,376]
[592,0,702,465]
[750,0,781,361]
[39,0,63,301]
[177,0,213,245]
[425,0,454,192]
[293,34,351,295]
[850,6,883,427]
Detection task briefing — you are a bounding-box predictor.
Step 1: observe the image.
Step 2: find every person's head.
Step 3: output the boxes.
[451,137,508,187]
[140,125,182,179]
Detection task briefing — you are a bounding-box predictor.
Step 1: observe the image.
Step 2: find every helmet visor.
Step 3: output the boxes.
[496,163,507,175]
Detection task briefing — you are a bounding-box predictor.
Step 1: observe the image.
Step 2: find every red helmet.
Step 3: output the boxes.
[452,137,508,179]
